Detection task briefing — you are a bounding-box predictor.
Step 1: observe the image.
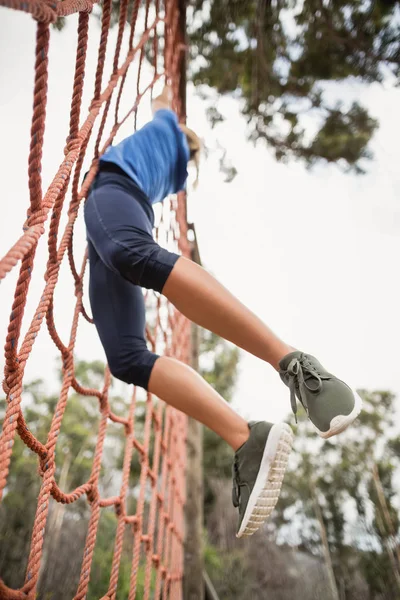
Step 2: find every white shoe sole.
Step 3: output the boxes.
[316,389,363,439]
[236,423,294,538]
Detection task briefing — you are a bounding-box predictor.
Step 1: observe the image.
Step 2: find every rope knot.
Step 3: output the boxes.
[38,455,54,477]
[115,499,125,518]
[61,353,74,373]
[124,421,133,436]
[87,485,100,505]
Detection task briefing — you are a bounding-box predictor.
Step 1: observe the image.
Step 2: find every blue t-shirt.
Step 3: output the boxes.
[100,109,190,204]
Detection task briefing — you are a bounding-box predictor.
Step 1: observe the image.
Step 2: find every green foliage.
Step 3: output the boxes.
[206,545,249,598]
[203,530,222,572]
[58,1,399,174]
[189,0,399,172]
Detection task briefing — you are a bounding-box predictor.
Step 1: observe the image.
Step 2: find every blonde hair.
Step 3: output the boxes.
[179,124,201,188]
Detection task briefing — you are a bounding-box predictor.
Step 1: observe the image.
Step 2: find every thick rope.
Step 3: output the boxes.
[0,1,189,598]
[0,0,96,22]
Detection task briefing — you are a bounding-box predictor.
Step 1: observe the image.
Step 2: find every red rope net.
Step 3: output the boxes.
[0,1,190,598]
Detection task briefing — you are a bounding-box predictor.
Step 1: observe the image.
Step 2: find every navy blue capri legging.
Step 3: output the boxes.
[84,165,180,390]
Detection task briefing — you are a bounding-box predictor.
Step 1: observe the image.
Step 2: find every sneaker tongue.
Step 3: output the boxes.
[279,350,303,371]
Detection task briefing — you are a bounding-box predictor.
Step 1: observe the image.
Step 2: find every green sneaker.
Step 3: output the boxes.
[232,421,293,538]
[279,351,362,438]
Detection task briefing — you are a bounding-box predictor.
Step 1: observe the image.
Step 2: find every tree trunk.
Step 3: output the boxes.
[183,323,205,600]
[183,226,204,600]
[372,463,400,566]
[310,481,340,600]
[372,465,400,595]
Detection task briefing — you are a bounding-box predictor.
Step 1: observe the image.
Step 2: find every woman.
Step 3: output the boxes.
[84,86,362,538]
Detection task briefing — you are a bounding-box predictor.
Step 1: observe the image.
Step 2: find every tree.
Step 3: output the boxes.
[189,0,399,173]
[57,1,399,174]
[273,390,400,600]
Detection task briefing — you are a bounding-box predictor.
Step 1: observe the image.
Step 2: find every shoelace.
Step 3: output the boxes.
[232,457,240,508]
[286,356,323,422]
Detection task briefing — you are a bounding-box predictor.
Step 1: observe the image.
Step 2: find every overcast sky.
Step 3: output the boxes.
[1,9,400,429]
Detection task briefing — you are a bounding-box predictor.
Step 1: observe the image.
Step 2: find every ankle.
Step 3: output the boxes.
[272,344,296,371]
[231,423,250,452]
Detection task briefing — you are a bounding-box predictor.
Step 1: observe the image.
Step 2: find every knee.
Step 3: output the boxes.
[107,343,158,390]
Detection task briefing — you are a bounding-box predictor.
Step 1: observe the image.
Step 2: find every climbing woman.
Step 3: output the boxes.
[84,85,362,538]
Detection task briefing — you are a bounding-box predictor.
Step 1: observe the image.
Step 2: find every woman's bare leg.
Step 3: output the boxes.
[148,356,250,451]
[163,257,293,370]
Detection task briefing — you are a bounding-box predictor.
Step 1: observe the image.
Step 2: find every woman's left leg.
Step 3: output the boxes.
[162,257,361,438]
[87,241,250,451]
[163,257,292,370]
